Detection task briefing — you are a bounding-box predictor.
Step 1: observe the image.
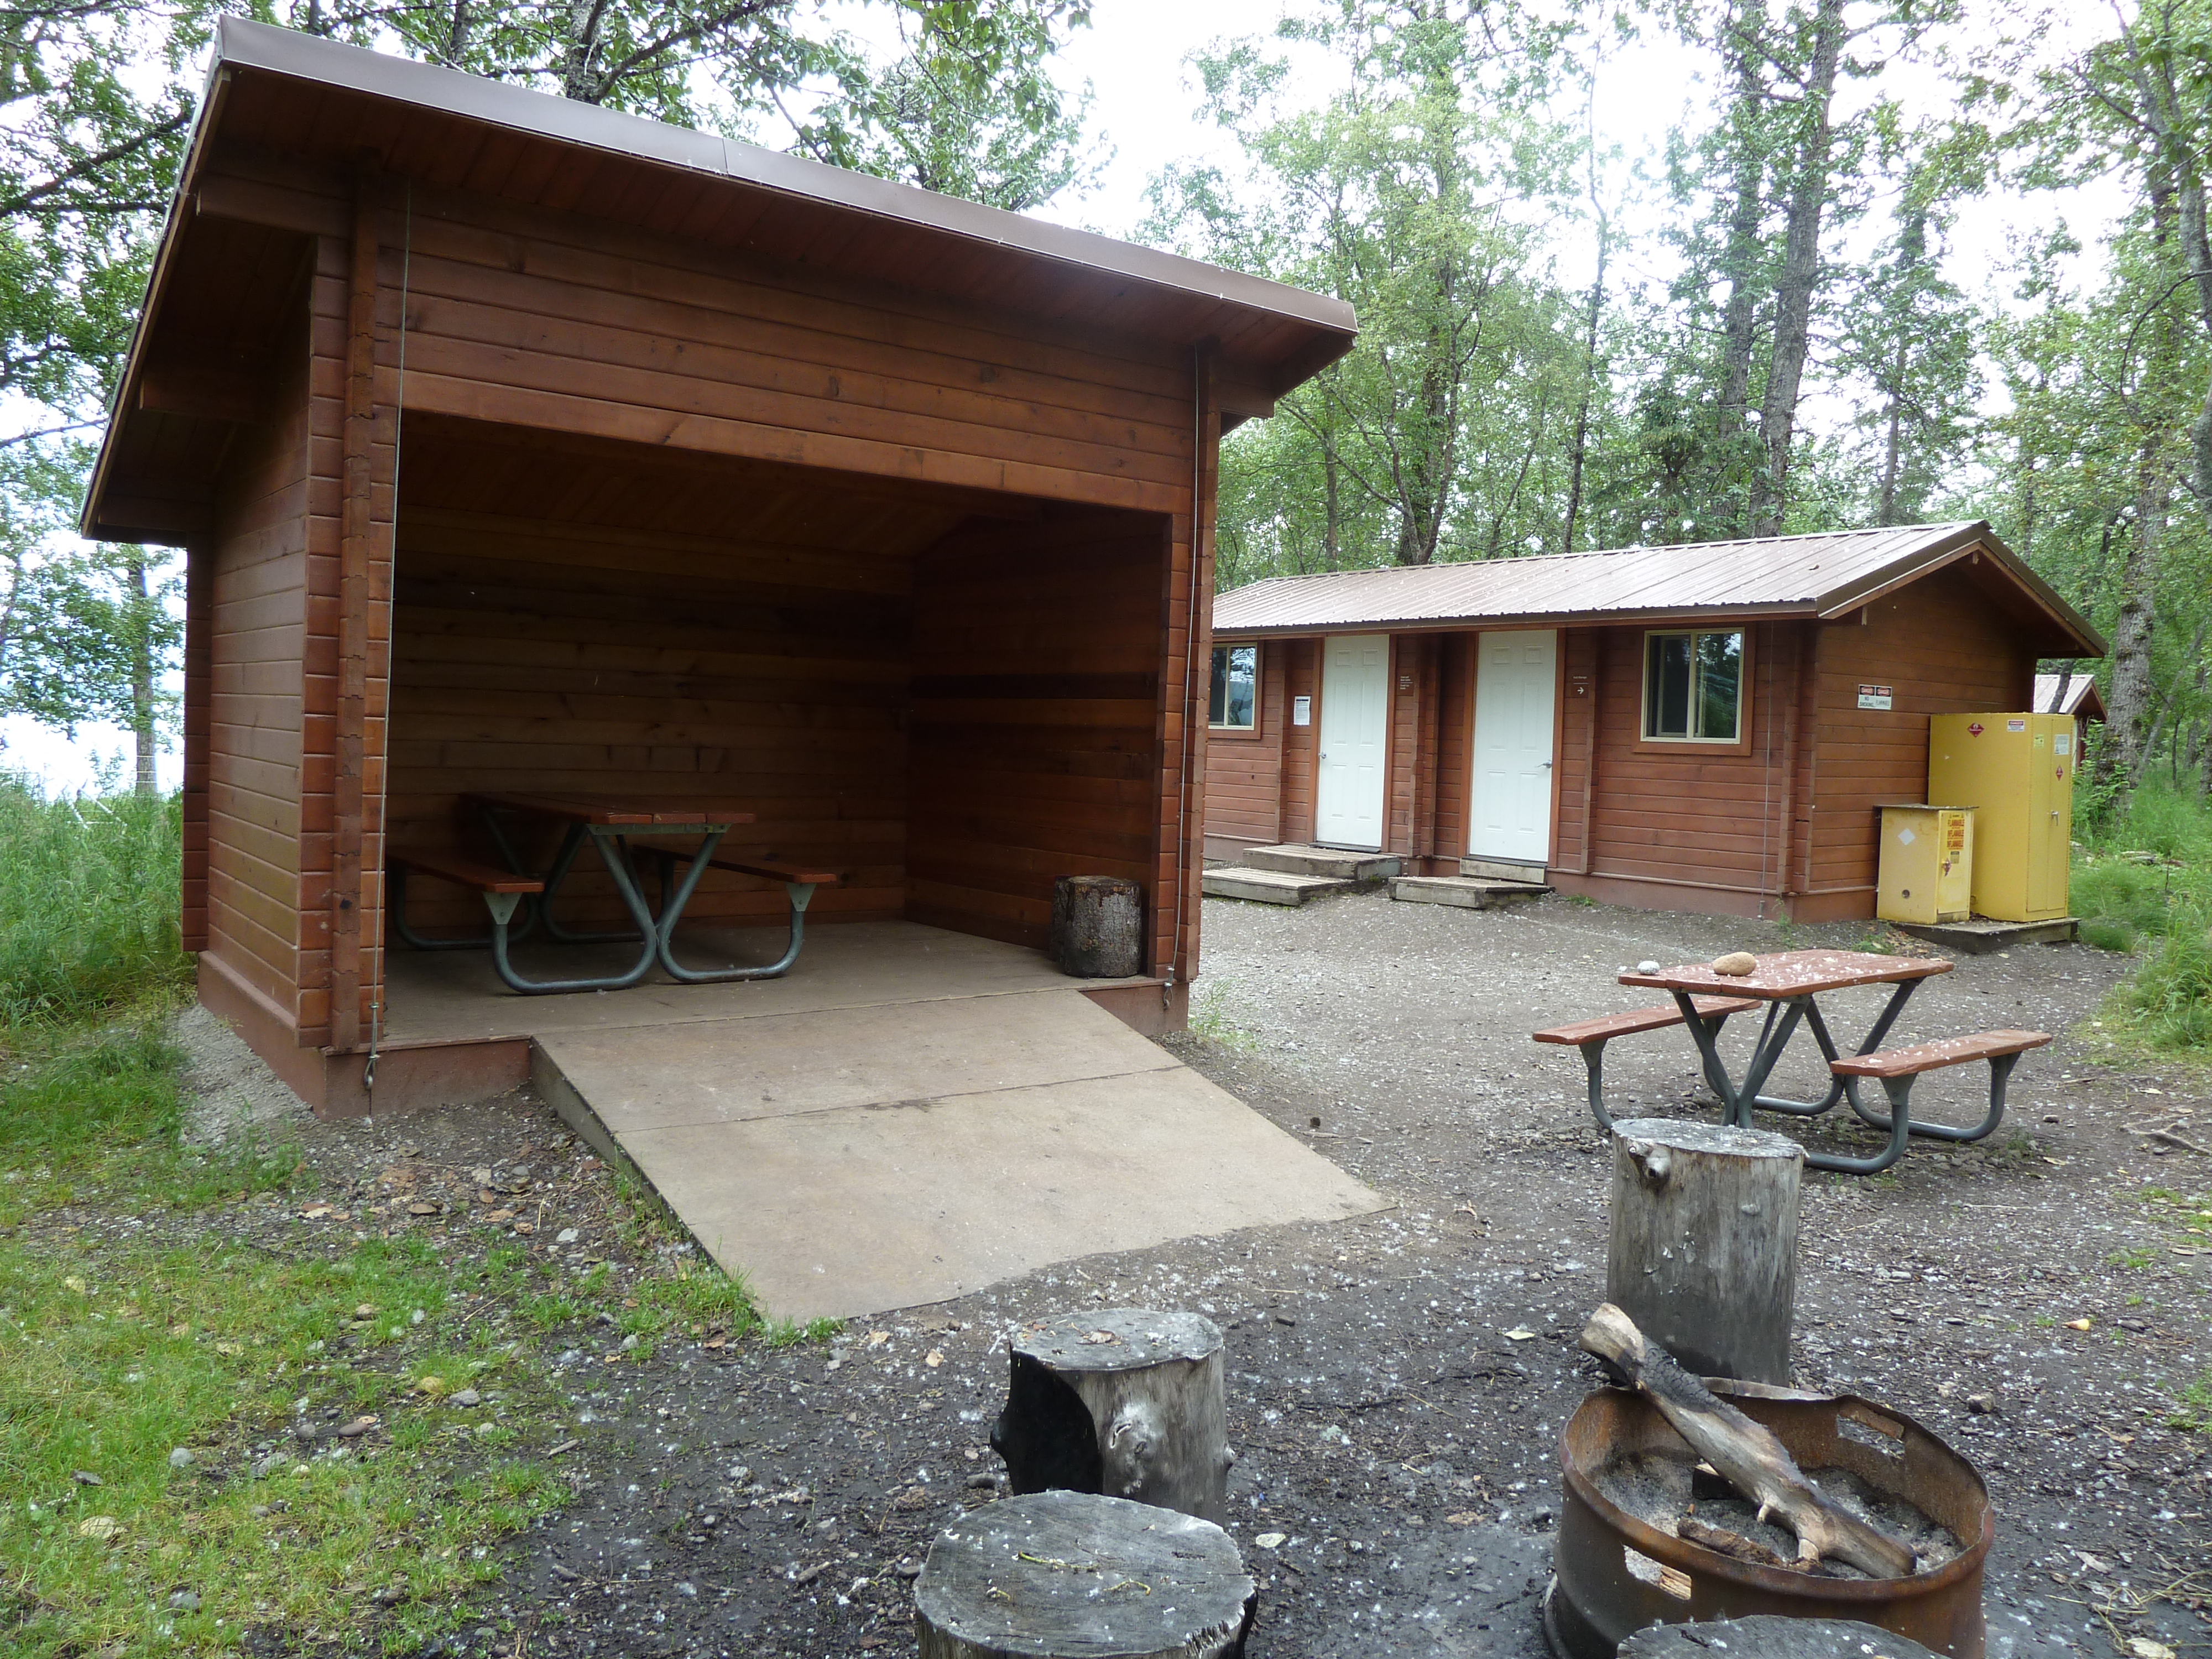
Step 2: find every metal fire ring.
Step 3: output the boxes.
[1546,1380,1992,1658]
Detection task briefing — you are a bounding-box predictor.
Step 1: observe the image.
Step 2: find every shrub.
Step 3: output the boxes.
[0,775,190,1026]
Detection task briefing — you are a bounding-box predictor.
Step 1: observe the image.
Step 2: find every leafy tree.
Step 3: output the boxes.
[1150,0,1584,572]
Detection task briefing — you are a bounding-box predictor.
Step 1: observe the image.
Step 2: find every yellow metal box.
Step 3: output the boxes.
[1926,712,2076,922]
[1877,805,1974,925]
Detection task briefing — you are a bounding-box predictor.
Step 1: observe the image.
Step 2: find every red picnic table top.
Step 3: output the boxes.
[1618,948,1953,1000]
[467,791,758,828]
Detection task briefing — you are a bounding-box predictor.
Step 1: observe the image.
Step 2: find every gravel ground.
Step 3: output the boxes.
[152,892,2212,1657]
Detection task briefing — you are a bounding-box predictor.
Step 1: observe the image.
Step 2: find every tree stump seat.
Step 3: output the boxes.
[990,1309,1233,1522]
[915,1490,1255,1659]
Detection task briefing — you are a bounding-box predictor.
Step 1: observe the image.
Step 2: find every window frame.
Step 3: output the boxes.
[1636,628,1750,750]
[1208,641,1262,737]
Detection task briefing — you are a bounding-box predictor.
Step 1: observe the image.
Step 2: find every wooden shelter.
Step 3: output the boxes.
[83,18,1354,1112]
[1202,524,2104,921]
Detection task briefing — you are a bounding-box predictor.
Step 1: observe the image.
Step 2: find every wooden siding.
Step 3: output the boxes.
[203,300,314,1029]
[181,540,212,951]
[167,147,1218,1058]
[1555,628,1601,873]
[384,421,957,942]
[1281,639,1320,844]
[1202,641,1286,853]
[302,228,400,1049]
[1805,566,2035,902]
[1432,634,1475,867]
[908,509,1168,961]
[204,140,1199,517]
[1580,621,1798,909]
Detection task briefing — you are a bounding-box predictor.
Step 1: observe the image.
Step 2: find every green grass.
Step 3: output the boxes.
[0,776,192,1026]
[2072,780,2212,1053]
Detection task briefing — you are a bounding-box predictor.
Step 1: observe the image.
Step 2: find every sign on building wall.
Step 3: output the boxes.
[1857,684,1893,710]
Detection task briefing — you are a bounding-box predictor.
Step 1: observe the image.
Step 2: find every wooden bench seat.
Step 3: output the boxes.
[388,849,544,895]
[1813,1027,2053,1174]
[693,853,843,888]
[1829,1029,2051,1078]
[1533,995,1762,1133]
[387,850,544,956]
[1533,996,1761,1048]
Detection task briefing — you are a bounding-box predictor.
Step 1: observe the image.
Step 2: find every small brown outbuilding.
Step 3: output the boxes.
[81,18,1355,1111]
[1202,523,2104,921]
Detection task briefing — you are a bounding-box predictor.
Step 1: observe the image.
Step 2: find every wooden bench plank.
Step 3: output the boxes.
[702,855,843,887]
[1829,1030,2051,1079]
[1533,996,1761,1047]
[389,850,544,895]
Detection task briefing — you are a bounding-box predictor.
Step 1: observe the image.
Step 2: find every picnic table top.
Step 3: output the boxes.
[466,791,758,828]
[1618,949,1953,1000]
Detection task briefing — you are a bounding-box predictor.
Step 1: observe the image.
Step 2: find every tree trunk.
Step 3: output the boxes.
[1713,0,1770,489]
[1562,210,1610,554]
[1605,1118,1803,1385]
[1875,208,1928,527]
[1751,0,1846,537]
[129,555,155,798]
[2103,452,2164,785]
[916,1490,1254,1659]
[990,1309,1234,1522]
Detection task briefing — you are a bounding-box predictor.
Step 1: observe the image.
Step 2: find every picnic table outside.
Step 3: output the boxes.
[1537,950,2049,1175]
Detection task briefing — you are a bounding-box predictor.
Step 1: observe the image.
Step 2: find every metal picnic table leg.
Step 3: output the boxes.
[649,835,816,985]
[1801,1076,1915,1175]
[1845,1051,2024,1146]
[482,827,663,995]
[1743,978,1926,1120]
[1668,990,1804,1130]
[484,811,648,946]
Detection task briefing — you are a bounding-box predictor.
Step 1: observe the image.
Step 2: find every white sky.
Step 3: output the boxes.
[1,0,2128,795]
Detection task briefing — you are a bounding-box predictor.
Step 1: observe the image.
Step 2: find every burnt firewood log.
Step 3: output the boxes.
[1578,1302,1916,1578]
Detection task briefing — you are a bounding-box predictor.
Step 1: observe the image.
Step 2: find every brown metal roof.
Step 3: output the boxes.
[1212,523,2105,657]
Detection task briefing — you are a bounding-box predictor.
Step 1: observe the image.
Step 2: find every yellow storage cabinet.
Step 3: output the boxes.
[1876,805,1974,925]
[1926,712,2076,921]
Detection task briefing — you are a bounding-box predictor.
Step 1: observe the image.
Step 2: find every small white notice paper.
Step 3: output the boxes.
[1857,684,1893,710]
[1292,695,1312,727]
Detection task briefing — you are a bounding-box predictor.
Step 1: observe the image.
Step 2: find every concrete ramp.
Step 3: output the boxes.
[534,988,1383,1319]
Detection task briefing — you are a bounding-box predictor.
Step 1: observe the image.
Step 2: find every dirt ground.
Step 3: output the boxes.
[183,893,2211,1658]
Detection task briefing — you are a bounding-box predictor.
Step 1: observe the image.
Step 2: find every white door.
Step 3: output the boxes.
[1316,634,1389,849]
[1470,629,1557,864]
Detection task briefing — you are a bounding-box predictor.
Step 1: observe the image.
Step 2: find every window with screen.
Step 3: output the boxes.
[1643,630,1743,742]
[1209,644,1258,729]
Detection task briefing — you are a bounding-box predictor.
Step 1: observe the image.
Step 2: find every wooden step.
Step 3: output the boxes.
[1391,874,1549,910]
[1242,844,1401,881]
[1201,867,1354,906]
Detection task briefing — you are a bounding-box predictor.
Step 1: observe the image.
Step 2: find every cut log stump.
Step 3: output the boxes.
[915,1490,1255,1659]
[990,1309,1233,1522]
[1606,1118,1803,1384]
[1048,876,1144,978]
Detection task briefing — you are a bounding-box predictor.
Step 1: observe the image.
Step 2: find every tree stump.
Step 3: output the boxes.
[1048,876,1144,977]
[1605,1118,1803,1385]
[915,1490,1255,1659]
[989,1309,1233,1522]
